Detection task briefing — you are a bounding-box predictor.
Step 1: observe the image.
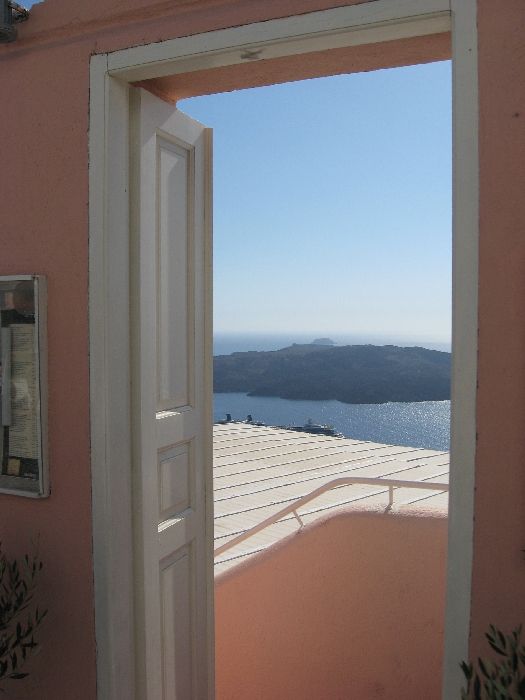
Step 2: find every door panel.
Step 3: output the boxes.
[160,547,194,699]
[130,87,213,700]
[158,444,191,521]
[157,137,192,412]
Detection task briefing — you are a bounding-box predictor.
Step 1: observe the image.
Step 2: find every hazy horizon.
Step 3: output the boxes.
[213,330,451,355]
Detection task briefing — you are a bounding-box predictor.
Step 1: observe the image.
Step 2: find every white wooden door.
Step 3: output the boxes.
[130,88,214,700]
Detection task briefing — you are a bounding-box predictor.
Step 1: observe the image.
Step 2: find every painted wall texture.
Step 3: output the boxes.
[471,0,525,654]
[215,508,448,700]
[0,0,523,697]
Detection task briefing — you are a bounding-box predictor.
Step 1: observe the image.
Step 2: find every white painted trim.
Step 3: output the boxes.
[89,55,136,700]
[108,0,450,82]
[202,125,216,696]
[111,15,450,83]
[89,1,480,699]
[443,0,479,697]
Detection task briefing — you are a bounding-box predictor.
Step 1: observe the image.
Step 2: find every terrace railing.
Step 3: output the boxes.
[214,476,449,558]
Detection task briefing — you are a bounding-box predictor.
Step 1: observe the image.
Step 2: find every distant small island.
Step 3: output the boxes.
[213,343,451,404]
[311,337,335,346]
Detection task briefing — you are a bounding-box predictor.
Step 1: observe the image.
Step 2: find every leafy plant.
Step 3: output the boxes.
[461,625,525,699]
[0,544,47,688]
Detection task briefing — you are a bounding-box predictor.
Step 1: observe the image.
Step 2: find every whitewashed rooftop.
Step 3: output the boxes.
[213,423,449,575]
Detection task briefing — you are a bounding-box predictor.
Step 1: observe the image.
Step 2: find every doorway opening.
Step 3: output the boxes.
[177,63,452,576]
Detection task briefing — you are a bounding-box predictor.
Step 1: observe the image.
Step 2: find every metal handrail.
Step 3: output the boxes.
[214,475,449,558]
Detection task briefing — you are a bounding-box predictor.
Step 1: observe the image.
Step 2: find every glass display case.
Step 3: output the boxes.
[0,276,48,497]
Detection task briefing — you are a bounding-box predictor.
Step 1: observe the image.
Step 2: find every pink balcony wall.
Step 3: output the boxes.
[215,507,448,700]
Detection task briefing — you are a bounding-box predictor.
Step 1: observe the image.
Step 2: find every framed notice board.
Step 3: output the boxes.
[0,276,48,498]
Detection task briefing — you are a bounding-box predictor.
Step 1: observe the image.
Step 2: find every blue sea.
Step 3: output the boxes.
[213,333,451,452]
[214,394,450,451]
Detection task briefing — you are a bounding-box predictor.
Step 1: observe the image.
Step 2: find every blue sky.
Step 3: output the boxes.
[180,61,452,345]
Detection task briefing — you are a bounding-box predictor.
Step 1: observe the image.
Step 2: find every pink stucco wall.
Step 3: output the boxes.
[471,0,525,654]
[0,0,524,696]
[0,44,96,700]
[215,508,448,700]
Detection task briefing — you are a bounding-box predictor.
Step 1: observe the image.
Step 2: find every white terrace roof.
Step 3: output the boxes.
[213,423,449,575]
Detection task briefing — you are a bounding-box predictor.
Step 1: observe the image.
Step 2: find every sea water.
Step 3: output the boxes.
[214,393,450,451]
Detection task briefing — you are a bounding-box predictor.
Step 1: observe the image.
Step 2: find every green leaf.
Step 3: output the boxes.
[487,638,507,657]
[479,657,492,679]
[461,661,474,681]
[8,672,28,680]
[474,674,482,700]
[497,630,507,650]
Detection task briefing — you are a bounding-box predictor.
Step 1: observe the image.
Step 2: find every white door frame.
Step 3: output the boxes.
[89,1,478,698]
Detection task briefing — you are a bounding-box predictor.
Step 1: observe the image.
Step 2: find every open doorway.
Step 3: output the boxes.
[89,3,479,698]
[178,63,452,570]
